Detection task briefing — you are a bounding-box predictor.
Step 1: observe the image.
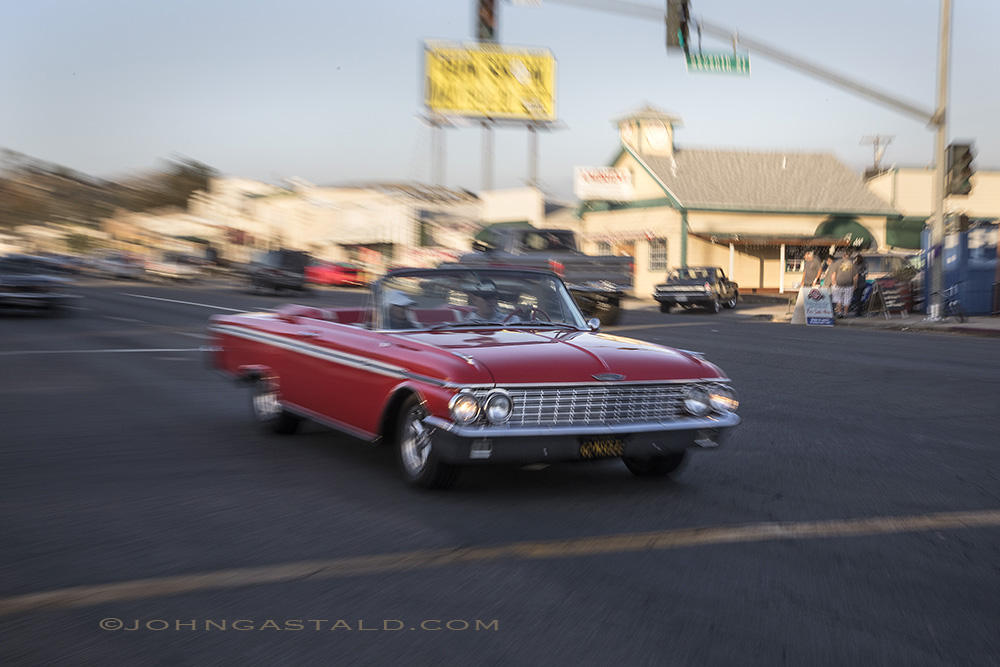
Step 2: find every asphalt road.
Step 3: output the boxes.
[2,280,999,666]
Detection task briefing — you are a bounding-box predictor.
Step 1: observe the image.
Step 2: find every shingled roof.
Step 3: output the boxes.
[631,147,897,215]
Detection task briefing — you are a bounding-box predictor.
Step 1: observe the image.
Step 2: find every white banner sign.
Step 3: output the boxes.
[573,167,634,201]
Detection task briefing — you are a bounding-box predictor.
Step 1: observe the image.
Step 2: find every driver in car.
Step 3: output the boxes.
[464,280,520,324]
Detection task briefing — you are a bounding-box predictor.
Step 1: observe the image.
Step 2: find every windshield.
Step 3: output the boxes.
[668,268,713,281]
[375,269,587,331]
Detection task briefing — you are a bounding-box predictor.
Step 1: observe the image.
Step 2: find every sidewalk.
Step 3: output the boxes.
[623,296,1000,338]
[737,301,1000,337]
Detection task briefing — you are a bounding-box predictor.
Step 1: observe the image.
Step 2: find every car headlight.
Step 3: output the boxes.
[483,390,513,424]
[448,391,480,425]
[683,386,711,417]
[708,385,739,413]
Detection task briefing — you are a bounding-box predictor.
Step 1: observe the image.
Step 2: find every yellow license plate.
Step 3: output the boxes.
[579,437,625,459]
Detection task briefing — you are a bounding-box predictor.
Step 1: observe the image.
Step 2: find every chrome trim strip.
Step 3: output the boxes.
[423,412,740,437]
[443,377,731,389]
[211,324,406,379]
[211,324,449,387]
[281,401,378,441]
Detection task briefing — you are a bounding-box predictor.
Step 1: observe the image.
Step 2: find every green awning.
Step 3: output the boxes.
[886,217,926,250]
[814,216,876,250]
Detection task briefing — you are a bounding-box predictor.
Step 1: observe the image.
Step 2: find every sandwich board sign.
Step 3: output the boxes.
[803,287,834,326]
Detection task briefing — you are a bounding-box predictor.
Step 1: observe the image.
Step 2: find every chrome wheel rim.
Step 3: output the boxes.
[252,384,281,421]
[400,409,431,475]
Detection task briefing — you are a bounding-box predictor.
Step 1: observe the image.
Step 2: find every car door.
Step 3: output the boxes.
[279,319,402,438]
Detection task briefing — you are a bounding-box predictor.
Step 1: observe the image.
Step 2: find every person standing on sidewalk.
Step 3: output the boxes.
[828,252,858,318]
[850,253,869,316]
[802,250,823,287]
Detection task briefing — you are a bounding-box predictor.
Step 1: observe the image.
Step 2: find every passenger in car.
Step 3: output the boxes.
[386,290,420,329]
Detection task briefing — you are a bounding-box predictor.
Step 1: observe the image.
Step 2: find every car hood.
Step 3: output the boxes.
[400,329,724,384]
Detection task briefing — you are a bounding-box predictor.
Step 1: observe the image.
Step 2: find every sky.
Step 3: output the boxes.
[3,0,998,201]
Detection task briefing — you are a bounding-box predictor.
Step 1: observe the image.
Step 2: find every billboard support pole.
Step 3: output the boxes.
[431,116,446,186]
[482,121,494,191]
[528,124,538,187]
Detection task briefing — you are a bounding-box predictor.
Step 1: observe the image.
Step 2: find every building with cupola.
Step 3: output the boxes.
[576,105,904,296]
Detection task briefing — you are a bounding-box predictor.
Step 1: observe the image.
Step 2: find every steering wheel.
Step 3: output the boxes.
[505,306,551,323]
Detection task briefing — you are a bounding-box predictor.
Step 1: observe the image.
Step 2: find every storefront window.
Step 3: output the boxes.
[649,238,667,271]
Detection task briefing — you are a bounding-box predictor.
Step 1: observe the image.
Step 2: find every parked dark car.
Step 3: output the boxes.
[0,255,78,314]
[653,267,739,313]
[248,249,311,293]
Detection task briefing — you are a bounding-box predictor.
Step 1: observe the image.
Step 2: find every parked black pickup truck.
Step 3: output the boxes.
[450,226,632,326]
[653,267,739,314]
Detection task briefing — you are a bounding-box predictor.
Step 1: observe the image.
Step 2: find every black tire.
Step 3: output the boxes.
[249,378,301,434]
[396,395,459,489]
[723,293,738,309]
[659,303,671,314]
[709,298,721,314]
[622,451,687,477]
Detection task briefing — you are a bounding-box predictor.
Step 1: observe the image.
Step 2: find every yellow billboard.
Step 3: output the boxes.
[424,42,556,121]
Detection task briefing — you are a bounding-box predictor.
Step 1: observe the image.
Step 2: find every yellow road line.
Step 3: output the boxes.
[2,509,998,617]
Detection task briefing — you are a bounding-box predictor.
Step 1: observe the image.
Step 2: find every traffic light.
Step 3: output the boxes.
[666,0,690,54]
[477,0,497,42]
[946,142,975,196]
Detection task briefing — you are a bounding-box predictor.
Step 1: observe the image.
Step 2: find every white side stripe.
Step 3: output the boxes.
[210,325,409,379]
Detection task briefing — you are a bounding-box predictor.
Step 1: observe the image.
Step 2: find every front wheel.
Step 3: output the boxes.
[622,451,687,477]
[659,302,671,314]
[250,378,301,434]
[396,396,459,489]
[723,293,738,309]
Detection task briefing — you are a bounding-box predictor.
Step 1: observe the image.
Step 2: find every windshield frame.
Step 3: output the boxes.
[371,267,588,332]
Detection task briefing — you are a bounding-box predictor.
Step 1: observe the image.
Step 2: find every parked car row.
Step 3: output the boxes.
[0,254,80,315]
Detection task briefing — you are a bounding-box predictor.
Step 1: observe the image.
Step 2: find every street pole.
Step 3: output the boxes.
[482,120,494,191]
[528,124,538,187]
[929,0,951,321]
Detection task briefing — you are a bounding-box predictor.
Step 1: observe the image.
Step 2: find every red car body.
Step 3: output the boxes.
[305,262,365,286]
[207,267,740,488]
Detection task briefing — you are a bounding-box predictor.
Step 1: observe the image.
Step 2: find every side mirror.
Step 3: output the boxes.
[472,240,490,253]
[587,318,601,331]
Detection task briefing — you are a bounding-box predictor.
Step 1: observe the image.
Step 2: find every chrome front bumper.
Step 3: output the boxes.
[421,412,741,464]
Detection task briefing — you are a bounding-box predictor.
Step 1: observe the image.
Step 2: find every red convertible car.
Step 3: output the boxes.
[206,267,740,488]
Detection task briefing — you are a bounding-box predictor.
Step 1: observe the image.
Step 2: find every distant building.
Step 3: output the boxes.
[184,178,562,272]
[577,105,900,295]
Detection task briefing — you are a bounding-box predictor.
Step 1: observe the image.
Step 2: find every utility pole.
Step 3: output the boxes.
[477,0,497,192]
[928,0,951,321]
[861,135,893,176]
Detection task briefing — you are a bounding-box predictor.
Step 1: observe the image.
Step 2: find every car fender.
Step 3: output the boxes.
[375,382,430,445]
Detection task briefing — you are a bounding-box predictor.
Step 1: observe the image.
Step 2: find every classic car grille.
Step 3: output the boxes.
[473,384,697,426]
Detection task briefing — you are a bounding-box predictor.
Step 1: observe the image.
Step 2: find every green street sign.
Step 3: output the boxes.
[686,52,750,76]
